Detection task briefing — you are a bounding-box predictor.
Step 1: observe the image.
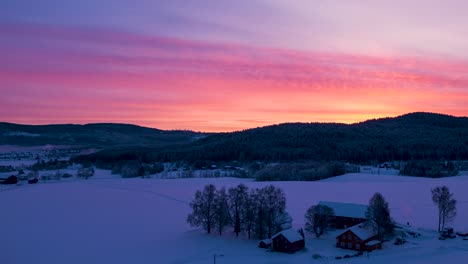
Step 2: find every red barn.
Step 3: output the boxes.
[271,229,305,253]
[336,223,382,251]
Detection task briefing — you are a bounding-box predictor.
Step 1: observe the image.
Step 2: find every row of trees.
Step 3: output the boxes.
[187,184,291,239]
[401,160,458,178]
[254,161,352,181]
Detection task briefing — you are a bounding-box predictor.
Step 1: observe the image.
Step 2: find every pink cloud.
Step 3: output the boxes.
[1,24,467,131]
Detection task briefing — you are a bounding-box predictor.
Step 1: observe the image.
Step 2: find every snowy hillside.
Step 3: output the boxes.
[1,173,467,263]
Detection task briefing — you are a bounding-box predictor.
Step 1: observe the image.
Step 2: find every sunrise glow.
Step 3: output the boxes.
[1,1,467,131]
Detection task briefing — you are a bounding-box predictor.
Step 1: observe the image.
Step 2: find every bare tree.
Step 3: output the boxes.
[187,184,217,234]
[304,204,335,238]
[242,189,257,239]
[228,184,249,237]
[253,188,267,239]
[366,192,393,240]
[258,185,287,238]
[213,187,230,235]
[431,186,457,232]
[274,211,292,233]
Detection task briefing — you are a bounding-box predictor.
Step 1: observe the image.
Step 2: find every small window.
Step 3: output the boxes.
[356,244,361,250]
[348,234,352,240]
[340,242,345,248]
[348,243,352,249]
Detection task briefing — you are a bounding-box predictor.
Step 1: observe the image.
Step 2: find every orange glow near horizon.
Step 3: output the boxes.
[1,24,468,132]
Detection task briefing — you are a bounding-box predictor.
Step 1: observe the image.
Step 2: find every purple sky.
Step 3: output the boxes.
[1,0,468,131]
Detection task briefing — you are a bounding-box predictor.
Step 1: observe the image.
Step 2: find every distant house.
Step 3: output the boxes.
[336,223,382,251]
[318,201,368,229]
[271,229,305,253]
[0,175,18,185]
[379,163,392,169]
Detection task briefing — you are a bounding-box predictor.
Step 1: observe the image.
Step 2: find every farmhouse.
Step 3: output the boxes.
[318,201,367,229]
[336,223,382,251]
[271,229,305,253]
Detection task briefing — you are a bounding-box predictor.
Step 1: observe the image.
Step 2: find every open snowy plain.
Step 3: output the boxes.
[1,171,468,264]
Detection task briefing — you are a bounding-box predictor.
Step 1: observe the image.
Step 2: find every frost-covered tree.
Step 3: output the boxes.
[187,184,217,234]
[366,192,393,240]
[304,204,335,238]
[77,166,94,179]
[228,184,249,237]
[213,187,230,235]
[431,186,457,232]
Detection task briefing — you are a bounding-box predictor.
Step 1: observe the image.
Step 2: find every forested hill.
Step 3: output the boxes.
[0,123,204,147]
[76,112,468,165]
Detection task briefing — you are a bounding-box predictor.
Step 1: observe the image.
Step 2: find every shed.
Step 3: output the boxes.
[258,238,271,249]
[318,201,368,229]
[336,223,382,251]
[271,229,305,253]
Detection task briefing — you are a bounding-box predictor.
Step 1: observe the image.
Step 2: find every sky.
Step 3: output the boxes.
[1,0,468,132]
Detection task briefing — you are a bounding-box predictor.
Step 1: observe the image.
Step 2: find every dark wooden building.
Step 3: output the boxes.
[0,175,18,185]
[271,229,305,253]
[319,201,368,229]
[336,223,382,251]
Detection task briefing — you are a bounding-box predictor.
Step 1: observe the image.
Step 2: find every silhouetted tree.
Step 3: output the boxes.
[213,187,230,235]
[242,189,257,239]
[228,184,249,237]
[304,204,335,238]
[187,184,217,234]
[366,192,393,240]
[431,186,457,232]
[257,185,287,238]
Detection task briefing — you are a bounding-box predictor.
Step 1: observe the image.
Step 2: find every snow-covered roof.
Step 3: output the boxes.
[272,229,303,243]
[318,201,368,219]
[346,223,376,241]
[259,238,271,244]
[365,240,381,246]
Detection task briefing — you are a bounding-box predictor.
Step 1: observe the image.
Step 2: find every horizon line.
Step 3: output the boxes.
[2,111,466,133]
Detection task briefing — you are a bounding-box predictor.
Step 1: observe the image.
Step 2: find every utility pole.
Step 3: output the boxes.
[213,254,224,264]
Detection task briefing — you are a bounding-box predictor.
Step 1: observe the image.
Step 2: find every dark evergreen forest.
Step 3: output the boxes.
[73,113,468,175]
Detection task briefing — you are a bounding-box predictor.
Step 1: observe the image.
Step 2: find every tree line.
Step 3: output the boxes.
[74,113,468,177]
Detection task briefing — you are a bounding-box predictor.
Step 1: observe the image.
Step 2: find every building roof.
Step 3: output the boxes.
[340,223,376,241]
[272,229,303,243]
[318,201,368,219]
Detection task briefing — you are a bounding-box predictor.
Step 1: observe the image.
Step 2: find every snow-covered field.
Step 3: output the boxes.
[1,173,468,264]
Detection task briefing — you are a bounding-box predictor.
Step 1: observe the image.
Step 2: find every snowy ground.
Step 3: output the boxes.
[1,172,468,264]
